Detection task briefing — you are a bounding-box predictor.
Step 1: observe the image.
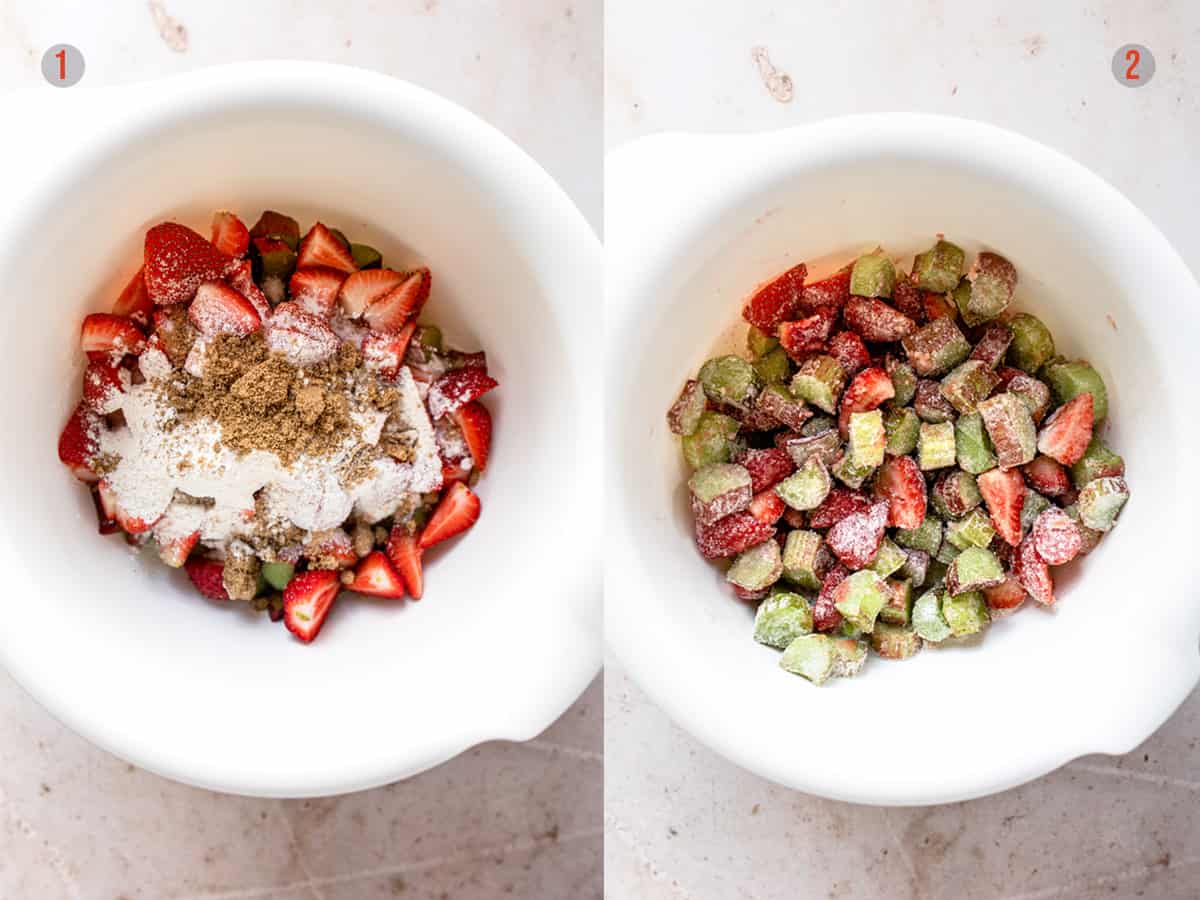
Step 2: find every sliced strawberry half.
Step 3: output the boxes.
[695,512,775,560]
[361,321,417,380]
[742,263,807,333]
[1022,454,1070,497]
[977,467,1026,546]
[748,489,786,525]
[288,266,347,319]
[873,456,927,530]
[144,222,238,305]
[733,447,795,494]
[1036,392,1094,466]
[363,267,432,333]
[426,366,499,420]
[813,564,849,631]
[983,575,1027,614]
[58,402,102,482]
[111,267,153,327]
[283,569,342,642]
[778,306,837,360]
[226,259,272,321]
[347,550,407,599]
[296,222,358,274]
[210,211,250,259]
[825,500,889,570]
[837,366,895,435]
[807,486,872,530]
[1014,534,1055,605]
[455,401,492,472]
[799,268,852,312]
[188,282,262,337]
[81,313,146,360]
[338,268,406,319]
[184,558,229,601]
[386,527,425,599]
[419,482,481,550]
[826,331,871,378]
[82,360,129,413]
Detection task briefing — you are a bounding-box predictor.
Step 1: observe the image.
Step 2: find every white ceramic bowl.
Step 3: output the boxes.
[0,62,600,797]
[606,114,1200,805]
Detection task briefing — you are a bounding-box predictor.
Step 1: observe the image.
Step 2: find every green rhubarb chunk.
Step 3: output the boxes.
[940,360,999,415]
[753,346,792,384]
[249,210,301,251]
[775,456,832,511]
[681,411,740,468]
[912,590,952,642]
[757,383,809,429]
[849,251,897,298]
[780,634,837,685]
[838,621,864,640]
[753,591,814,649]
[349,242,382,269]
[667,380,707,437]
[415,324,444,353]
[918,421,957,470]
[954,412,997,474]
[869,538,907,578]
[262,561,295,592]
[902,317,972,377]
[879,578,913,626]
[699,355,760,408]
[934,533,961,564]
[945,547,1003,595]
[782,429,842,467]
[831,638,869,677]
[790,355,846,415]
[959,252,1017,326]
[870,622,923,660]
[832,451,876,490]
[899,549,930,586]
[978,392,1037,468]
[1064,503,1105,554]
[884,407,920,457]
[913,240,966,293]
[782,530,826,590]
[926,559,949,588]
[945,508,995,550]
[942,590,990,637]
[848,410,886,469]
[1007,313,1056,374]
[895,515,943,555]
[1070,436,1125,488]
[688,463,752,524]
[886,359,918,407]
[255,241,298,281]
[1020,490,1051,535]
[1078,476,1129,532]
[1042,359,1108,423]
[834,570,890,633]
[727,539,783,592]
[1009,374,1051,422]
[747,325,779,358]
[802,414,836,436]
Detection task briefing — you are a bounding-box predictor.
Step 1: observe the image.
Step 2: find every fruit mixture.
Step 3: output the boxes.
[668,239,1129,685]
[59,210,497,643]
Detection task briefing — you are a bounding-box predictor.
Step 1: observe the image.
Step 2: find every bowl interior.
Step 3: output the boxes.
[0,75,598,795]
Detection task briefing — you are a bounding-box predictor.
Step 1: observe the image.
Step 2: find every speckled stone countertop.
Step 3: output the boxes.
[604,2,1200,898]
[0,2,601,898]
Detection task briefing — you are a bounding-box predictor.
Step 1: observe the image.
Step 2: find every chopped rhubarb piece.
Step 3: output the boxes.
[901,317,971,377]
[699,355,760,408]
[837,366,894,435]
[870,622,922,660]
[689,463,753,525]
[1070,437,1125,488]
[778,307,837,360]
[945,547,1004,595]
[754,591,814,649]
[775,457,832,511]
[942,590,991,636]
[1036,392,1094,466]
[931,470,981,519]
[1007,373,1052,424]
[874,456,927,530]
[977,467,1026,546]
[1031,507,1083,565]
[734,447,795,494]
[790,355,846,415]
[781,530,826,590]
[799,268,851,311]
[1042,359,1109,423]
[914,379,955,423]
[958,252,1017,326]
[296,222,358,274]
[825,501,889,570]
[727,540,783,592]
[912,240,965,293]
[80,313,146,360]
[695,511,775,560]
[912,590,951,642]
[969,323,1013,369]
[1007,313,1056,373]
[667,380,707,436]
[682,411,740,468]
[977,392,1037,468]
[364,267,432,333]
[884,355,918,406]
[427,366,500,420]
[249,210,300,251]
[917,422,956,470]
[1014,534,1055,605]
[288,266,347,318]
[883,407,920,457]
[826,331,871,378]
[210,211,250,258]
[1077,476,1129,532]
[742,262,807,332]
[779,634,838,684]
[940,360,999,415]
[144,222,237,305]
[844,297,916,342]
[188,282,262,337]
[849,252,896,298]
[777,428,841,468]
[832,570,890,632]
[954,411,997,475]
[756,384,811,431]
[111,267,153,327]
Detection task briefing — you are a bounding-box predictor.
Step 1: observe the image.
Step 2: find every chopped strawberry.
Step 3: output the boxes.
[1036,393,1094,466]
[807,487,872,530]
[994,366,1024,389]
[80,313,146,360]
[1014,534,1055,605]
[783,508,805,529]
[348,550,407,599]
[338,268,407,319]
[144,222,238,305]
[825,501,889,569]
[778,306,837,360]
[441,458,473,487]
[731,583,768,602]
[733,447,795,494]
[58,402,101,482]
[843,297,916,342]
[826,331,871,378]
[426,366,499,420]
[873,456,927,530]
[226,259,272,321]
[82,360,129,413]
[158,530,200,568]
[184,558,229,601]
[95,478,119,520]
[455,401,492,472]
[419,482,481,549]
[837,366,895,435]
[296,222,358,274]
[813,564,849,631]
[188,281,262,337]
[921,290,956,321]
[695,512,775,560]
[742,263,807,333]
[799,268,851,312]
[748,489,786,525]
[265,302,340,366]
[115,500,160,535]
[977,467,1026,546]
[891,278,925,323]
[363,267,432,333]
[91,485,119,535]
[1031,508,1083,565]
[386,527,425,599]
[288,266,347,318]
[283,569,343,642]
[983,575,1027,614]
[210,211,250,258]
[111,267,153,327]
[1022,455,1070,497]
[361,322,417,380]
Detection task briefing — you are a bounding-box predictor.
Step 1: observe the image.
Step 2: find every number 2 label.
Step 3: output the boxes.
[1124,48,1140,81]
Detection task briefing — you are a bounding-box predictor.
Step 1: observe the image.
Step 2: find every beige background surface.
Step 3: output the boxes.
[604,1,1200,898]
[0,1,602,898]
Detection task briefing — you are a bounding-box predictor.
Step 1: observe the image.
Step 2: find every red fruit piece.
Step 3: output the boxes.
[283,569,343,642]
[813,564,849,632]
[695,512,775,560]
[210,211,250,258]
[922,291,956,321]
[80,313,146,360]
[742,263,807,333]
[826,331,871,378]
[1036,393,1094,466]
[844,297,916,343]
[427,366,499,420]
[994,366,1024,389]
[891,278,925,324]
[733,447,795,494]
[1031,508,1083,566]
[364,267,432,333]
[807,486,872,530]
[1014,535,1055,605]
[184,558,229,601]
[783,508,805,529]
[91,485,119,535]
[455,401,492,472]
[386,527,425,599]
[188,282,262,337]
[82,360,128,413]
[58,402,101,482]
[837,366,895,435]
[338,268,406,319]
[158,530,200,568]
[296,222,357,274]
[226,259,272,321]
[799,269,851,312]
[983,575,1027,615]
[361,322,417,380]
[748,489,786,525]
[969,323,1013,369]
[144,222,238,305]
[111,267,153,327]
[1023,454,1070,497]
[825,500,889,570]
[288,266,347,319]
[348,550,407,598]
[419,482,481,549]
[266,302,340,365]
[873,456,927,530]
[731,584,769,602]
[778,306,838,360]
[977,467,1026,546]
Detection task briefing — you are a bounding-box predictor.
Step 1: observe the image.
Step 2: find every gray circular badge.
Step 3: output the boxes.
[1112,44,1154,88]
[41,44,85,88]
